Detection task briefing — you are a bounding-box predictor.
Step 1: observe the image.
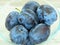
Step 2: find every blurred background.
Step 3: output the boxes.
[0,0,60,45]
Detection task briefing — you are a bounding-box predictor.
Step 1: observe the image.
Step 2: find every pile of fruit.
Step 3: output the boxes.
[5,1,57,45]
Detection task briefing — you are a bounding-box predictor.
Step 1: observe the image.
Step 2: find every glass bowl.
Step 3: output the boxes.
[0,0,60,45]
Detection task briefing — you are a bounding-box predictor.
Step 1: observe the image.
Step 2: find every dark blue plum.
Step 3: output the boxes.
[18,11,37,30]
[37,5,57,25]
[21,9,39,23]
[22,1,40,12]
[5,11,19,31]
[26,40,35,45]
[10,25,28,44]
[29,24,50,44]
[36,6,43,23]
